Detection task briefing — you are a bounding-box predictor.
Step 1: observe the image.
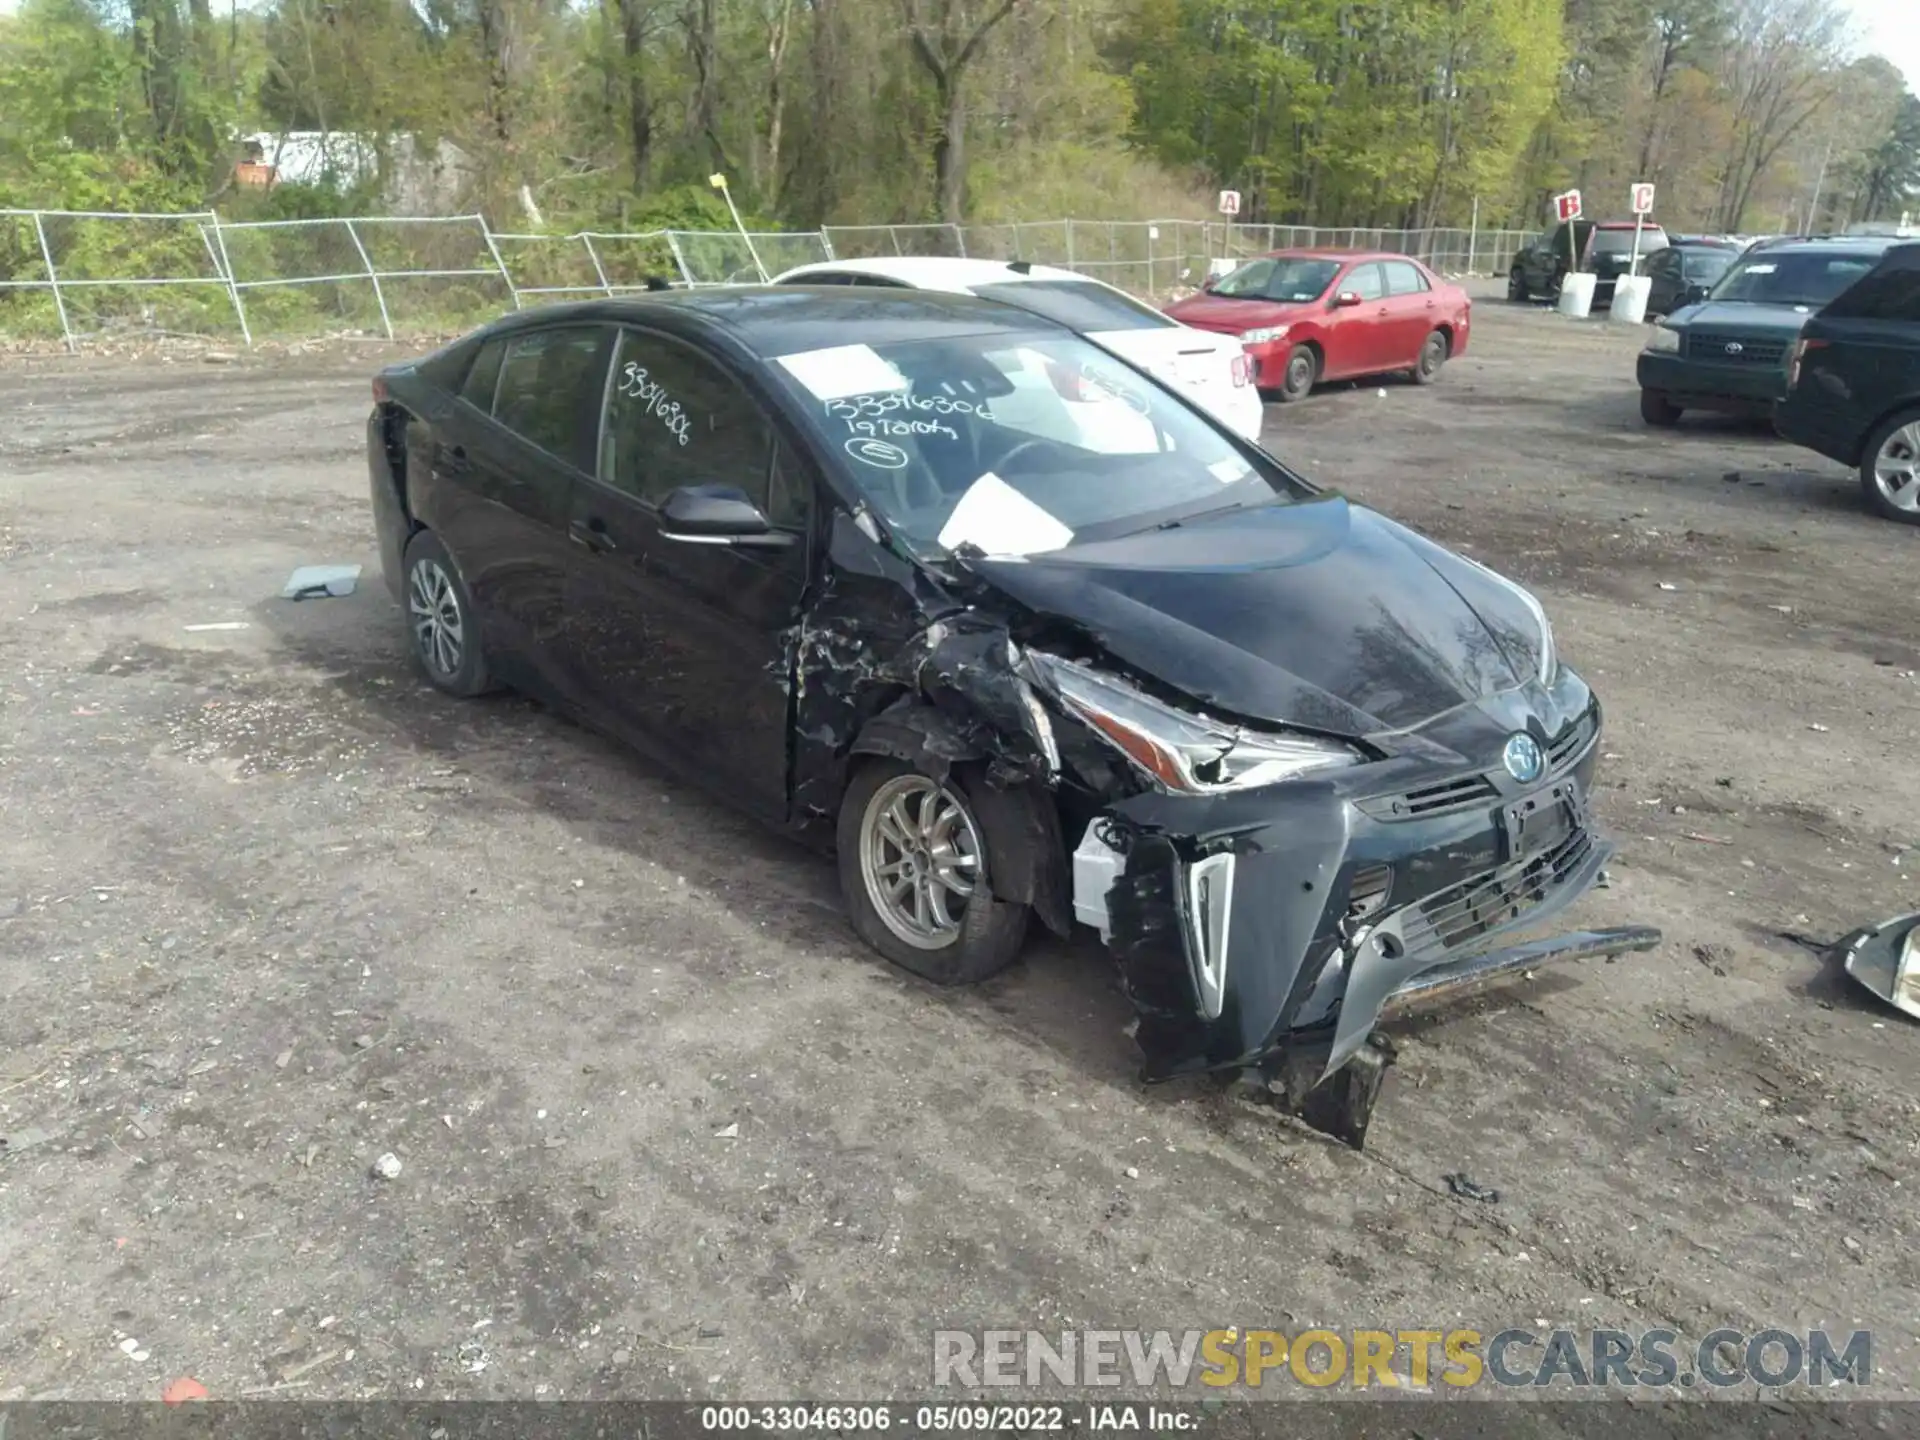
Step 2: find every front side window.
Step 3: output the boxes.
[460,338,506,410]
[1709,252,1881,307]
[599,329,783,520]
[772,333,1306,559]
[492,326,609,469]
[1211,258,1341,303]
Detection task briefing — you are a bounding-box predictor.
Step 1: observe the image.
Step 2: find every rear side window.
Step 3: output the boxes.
[1682,251,1733,283]
[460,340,505,409]
[1822,250,1920,321]
[1592,228,1665,254]
[971,279,1173,332]
[492,327,610,470]
[1382,261,1430,295]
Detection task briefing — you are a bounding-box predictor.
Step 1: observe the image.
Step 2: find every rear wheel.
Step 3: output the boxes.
[1275,343,1318,403]
[1859,408,1920,525]
[836,759,1029,986]
[1410,331,1449,385]
[1639,389,1682,427]
[403,529,496,697]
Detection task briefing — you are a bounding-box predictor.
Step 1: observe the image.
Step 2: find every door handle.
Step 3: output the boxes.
[569,517,616,553]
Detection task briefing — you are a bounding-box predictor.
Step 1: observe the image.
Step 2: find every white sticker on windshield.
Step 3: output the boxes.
[1208,456,1253,485]
[776,345,909,401]
[1744,263,1777,274]
[936,473,1073,558]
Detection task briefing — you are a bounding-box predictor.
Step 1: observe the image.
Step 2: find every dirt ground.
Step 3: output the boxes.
[2,289,1918,1412]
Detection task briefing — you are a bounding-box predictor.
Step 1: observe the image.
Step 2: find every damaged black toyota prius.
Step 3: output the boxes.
[367,288,1657,1144]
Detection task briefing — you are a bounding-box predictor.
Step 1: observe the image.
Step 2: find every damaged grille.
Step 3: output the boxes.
[1546,707,1597,774]
[1360,773,1499,821]
[1344,865,1393,925]
[1403,825,1594,956]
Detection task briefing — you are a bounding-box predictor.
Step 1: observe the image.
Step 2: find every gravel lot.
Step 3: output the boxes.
[2,291,1918,1411]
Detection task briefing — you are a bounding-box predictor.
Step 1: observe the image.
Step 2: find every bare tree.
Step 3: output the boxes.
[1711,0,1847,230]
[900,0,1023,225]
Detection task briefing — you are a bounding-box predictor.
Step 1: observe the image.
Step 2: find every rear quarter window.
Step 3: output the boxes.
[1822,251,1920,322]
[970,279,1174,332]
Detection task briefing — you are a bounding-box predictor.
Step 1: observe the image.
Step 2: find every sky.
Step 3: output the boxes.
[1848,0,1920,94]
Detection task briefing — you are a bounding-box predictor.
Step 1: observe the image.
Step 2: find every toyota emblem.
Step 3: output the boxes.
[1502,733,1545,785]
[1724,341,1744,355]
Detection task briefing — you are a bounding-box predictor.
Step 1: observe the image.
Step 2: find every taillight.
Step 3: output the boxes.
[372,375,389,404]
[1788,337,1827,391]
[1230,353,1253,387]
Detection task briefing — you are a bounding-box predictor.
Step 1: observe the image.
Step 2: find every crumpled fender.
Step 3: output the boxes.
[850,701,1072,938]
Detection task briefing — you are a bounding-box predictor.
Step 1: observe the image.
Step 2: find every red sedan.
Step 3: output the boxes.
[1164,249,1472,403]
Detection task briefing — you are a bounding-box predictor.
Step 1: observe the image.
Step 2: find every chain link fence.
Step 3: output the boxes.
[1,208,1533,350]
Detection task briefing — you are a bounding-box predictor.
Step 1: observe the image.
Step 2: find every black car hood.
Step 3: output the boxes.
[963,496,1535,738]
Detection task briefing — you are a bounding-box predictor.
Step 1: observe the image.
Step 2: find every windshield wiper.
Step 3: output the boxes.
[1150,499,1257,531]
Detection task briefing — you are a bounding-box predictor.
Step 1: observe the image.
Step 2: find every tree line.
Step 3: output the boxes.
[1,0,1916,237]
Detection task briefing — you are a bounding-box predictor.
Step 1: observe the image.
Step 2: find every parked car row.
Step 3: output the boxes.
[362,254,1622,1145]
[1631,237,1920,523]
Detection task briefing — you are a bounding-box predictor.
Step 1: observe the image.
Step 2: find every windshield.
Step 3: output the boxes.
[972,278,1172,332]
[1708,251,1881,307]
[773,333,1294,558]
[1682,250,1734,283]
[1211,257,1340,303]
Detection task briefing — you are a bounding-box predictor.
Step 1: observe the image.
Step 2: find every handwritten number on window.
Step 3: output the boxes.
[619,362,691,446]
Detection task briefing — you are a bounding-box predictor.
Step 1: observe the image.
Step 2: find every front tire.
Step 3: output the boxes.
[1508,269,1529,303]
[837,759,1029,985]
[1639,389,1682,427]
[1410,330,1448,385]
[1275,343,1318,403]
[1859,407,1920,525]
[403,529,495,697]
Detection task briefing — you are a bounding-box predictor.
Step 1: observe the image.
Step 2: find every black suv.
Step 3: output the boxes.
[1643,238,1740,319]
[1509,220,1670,306]
[1775,242,1920,524]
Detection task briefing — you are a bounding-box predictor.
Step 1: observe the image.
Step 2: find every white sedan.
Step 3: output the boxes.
[769,256,1266,443]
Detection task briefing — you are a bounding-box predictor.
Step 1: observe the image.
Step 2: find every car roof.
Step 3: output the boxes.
[1742,236,1897,257]
[771,256,1090,291]
[1256,248,1411,263]
[471,287,1068,356]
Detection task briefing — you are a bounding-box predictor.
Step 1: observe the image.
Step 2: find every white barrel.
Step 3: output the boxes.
[1609,274,1652,324]
[1557,272,1597,318]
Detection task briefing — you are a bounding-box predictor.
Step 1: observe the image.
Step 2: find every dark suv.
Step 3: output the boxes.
[1775,242,1920,524]
[1643,239,1740,319]
[1509,221,1669,305]
[1635,237,1892,426]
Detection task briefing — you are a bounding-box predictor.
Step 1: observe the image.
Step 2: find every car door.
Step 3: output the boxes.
[1380,260,1439,365]
[562,325,815,823]
[1645,249,1679,312]
[422,323,610,704]
[1319,261,1389,379]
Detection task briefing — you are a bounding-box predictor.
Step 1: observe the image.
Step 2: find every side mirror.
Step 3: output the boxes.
[659,484,789,547]
[1684,284,1708,304]
[1332,291,1363,308]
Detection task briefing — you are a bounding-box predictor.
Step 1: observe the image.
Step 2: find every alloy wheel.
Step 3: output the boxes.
[859,773,983,950]
[408,558,464,677]
[1872,422,1920,513]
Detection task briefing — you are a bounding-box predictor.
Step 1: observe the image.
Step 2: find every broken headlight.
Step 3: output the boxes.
[1029,654,1359,793]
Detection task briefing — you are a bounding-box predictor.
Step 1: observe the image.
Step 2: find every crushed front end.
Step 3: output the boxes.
[1025,652,1657,1146]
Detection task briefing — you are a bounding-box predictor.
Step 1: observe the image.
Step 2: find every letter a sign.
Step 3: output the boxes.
[1217,190,1242,217]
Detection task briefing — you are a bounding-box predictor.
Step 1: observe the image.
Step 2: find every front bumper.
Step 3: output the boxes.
[1637,351,1787,407]
[1085,676,1637,1082]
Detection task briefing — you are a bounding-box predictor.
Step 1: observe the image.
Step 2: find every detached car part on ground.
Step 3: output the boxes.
[1636,238,1894,428]
[365,287,1656,1147]
[1774,241,1920,526]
